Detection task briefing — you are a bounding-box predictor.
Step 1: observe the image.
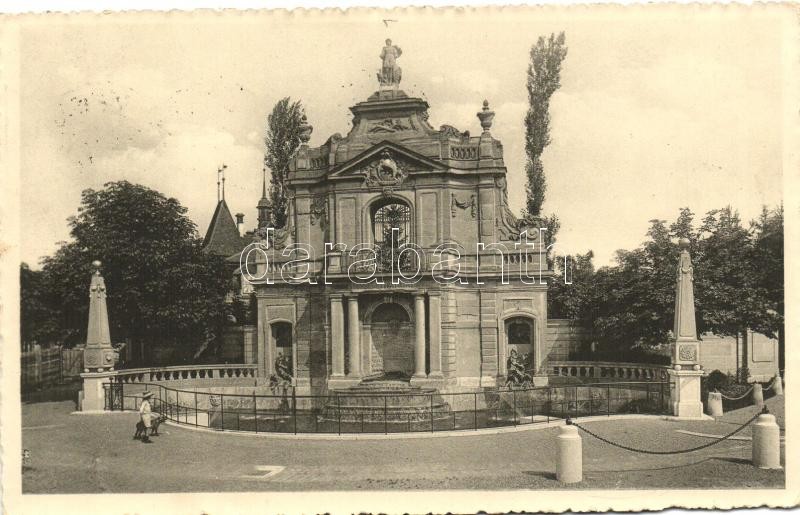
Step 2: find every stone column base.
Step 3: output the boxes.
[326,377,361,390]
[668,366,704,419]
[80,371,116,411]
[410,376,446,389]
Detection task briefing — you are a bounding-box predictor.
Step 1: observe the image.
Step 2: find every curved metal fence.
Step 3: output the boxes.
[105,380,671,435]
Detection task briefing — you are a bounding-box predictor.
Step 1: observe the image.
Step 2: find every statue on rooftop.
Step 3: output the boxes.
[378,39,403,87]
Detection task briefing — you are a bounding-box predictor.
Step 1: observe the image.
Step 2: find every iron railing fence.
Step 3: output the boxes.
[105,380,671,435]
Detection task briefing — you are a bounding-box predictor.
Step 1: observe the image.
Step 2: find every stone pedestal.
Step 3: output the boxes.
[532,374,550,387]
[668,366,704,418]
[80,371,116,411]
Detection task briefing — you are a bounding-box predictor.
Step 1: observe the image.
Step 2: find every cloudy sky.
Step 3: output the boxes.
[19,8,786,268]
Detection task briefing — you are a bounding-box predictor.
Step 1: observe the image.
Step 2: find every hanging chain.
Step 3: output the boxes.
[567,407,766,455]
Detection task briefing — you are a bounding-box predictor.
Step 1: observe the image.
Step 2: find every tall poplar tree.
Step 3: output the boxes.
[264,97,305,229]
[524,32,568,218]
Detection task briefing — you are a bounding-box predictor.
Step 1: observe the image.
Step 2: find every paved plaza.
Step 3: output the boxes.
[21,396,784,493]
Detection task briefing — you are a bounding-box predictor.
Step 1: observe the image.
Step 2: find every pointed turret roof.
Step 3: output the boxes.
[257,171,270,209]
[202,199,247,257]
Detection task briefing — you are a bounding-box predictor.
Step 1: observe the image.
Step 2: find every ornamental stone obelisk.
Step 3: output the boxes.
[80,261,118,411]
[667,238,705,418]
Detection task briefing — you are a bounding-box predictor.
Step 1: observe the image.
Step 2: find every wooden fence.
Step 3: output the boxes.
[21,345,84,390]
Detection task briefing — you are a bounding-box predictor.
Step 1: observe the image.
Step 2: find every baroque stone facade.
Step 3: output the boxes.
[250,44,552,394]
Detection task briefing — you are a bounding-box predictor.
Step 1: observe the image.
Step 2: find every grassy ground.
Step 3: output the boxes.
[21,395,784,493]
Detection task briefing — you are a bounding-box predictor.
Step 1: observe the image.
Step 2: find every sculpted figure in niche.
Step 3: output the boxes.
[504,349,533,388]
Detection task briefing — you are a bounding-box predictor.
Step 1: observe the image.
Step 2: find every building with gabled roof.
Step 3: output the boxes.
[202,198,248,258]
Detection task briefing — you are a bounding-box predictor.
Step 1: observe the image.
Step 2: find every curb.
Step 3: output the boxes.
[162,413,663,440]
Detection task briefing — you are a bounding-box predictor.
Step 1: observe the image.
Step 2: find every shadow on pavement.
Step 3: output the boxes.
[586,458,716,473]
[522,471,557,480]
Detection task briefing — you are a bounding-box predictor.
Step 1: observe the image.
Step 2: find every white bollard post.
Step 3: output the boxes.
[752,412,781,469]
[772,375,783,396]
[707,391,723,417]
[752,383,764,408]
[556,424,582,483]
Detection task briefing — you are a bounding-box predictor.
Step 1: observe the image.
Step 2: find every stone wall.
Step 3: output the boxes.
[221,325,256,363]
[699,330,779,382]
[542,319,586,365]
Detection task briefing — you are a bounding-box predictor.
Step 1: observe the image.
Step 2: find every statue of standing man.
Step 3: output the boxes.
[378,39,402,87]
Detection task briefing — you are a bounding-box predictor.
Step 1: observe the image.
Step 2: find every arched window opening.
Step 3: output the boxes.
[370,199,413,272]
[372,199,411,245]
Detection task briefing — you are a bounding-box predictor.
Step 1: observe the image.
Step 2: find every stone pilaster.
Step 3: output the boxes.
[412,293,427,378]
[479,289,498,386]
[330,295,345,377]
[440,288,457,377]
[256,297,267,378]
[428,292,443,378]
[347,295,361,378]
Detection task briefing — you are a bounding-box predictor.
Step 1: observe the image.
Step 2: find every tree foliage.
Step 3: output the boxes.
[548,205,784,359]
[524,32,568,218]
[20,263,61,348]
[264,97,305,229]
[32,181,230,364]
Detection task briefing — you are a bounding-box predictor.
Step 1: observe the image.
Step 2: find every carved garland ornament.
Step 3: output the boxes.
[450,193,476,218]
[309,194,328,231]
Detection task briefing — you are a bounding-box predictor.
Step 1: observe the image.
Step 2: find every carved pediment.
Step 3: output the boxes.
[329,140,445,181]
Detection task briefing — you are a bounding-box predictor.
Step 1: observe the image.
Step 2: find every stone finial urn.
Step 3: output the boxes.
[299,114,313,145]
[477,100,495,132]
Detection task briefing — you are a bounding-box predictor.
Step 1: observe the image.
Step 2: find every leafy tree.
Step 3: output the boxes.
[551,205,783,363]
[39,181,230,364]
[548,251,595,320]
[692,207,761,338]
[264,97,305,229]
[524,32,568,218]
[750,205,784,369]
[20,263,61,348]
[564,219,676,354]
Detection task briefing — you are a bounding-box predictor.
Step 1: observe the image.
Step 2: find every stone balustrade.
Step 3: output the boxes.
[549,361,670,382]
[113,364,258,384]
